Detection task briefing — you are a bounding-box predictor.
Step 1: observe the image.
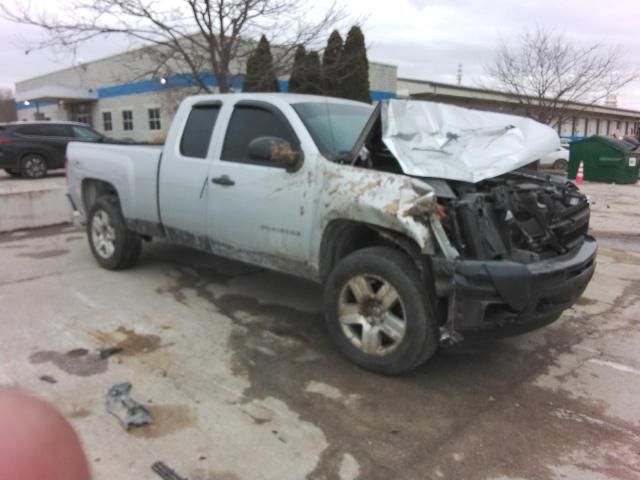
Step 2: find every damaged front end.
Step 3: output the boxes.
[432,171,596,340]
[332,98,597,342]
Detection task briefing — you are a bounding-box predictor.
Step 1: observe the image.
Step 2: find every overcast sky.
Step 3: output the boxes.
[1,0,639,108]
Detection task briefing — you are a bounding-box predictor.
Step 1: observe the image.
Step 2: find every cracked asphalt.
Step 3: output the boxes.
[1,182,639,479]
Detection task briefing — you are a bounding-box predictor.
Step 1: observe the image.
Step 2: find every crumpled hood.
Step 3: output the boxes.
[381,100,561,183]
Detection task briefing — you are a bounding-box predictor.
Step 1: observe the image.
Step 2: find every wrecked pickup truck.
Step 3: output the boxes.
[67,94,596,374]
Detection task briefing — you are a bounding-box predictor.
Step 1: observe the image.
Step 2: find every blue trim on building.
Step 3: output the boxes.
[370,90,396,101]
[16,72,396,109]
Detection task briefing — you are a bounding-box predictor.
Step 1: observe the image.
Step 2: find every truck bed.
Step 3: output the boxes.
[67,142,163,225]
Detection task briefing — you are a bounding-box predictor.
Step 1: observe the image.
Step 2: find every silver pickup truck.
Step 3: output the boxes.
[67,93,597,374]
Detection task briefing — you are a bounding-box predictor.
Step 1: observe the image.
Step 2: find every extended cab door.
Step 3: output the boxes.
[207,101,317,273]
[158,103,221,244]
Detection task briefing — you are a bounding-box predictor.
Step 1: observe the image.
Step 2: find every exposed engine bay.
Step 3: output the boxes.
[352,105,591,264]
[440,172,590,263]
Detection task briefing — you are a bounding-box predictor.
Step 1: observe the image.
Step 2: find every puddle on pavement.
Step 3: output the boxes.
[17,248,69,259]
[0,224,80,244]
[215,290,637,480]
[129,405,197,438]
[30,348,108,376]
[144,244,640,479]
[91,326,162,355]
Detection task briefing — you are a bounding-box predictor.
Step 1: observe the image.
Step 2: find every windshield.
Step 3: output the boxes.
[292,102,373,160]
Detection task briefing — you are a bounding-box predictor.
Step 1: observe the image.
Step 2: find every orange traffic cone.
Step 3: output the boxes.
[576,160,584,185]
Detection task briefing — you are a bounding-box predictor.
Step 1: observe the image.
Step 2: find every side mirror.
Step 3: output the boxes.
[248,136,303,172]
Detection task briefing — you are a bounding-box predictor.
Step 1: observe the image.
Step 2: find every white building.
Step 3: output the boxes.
[14,46,397,143]
[14,45,639,142]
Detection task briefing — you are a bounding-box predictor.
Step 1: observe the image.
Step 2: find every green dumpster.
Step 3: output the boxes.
[568,136,639,184]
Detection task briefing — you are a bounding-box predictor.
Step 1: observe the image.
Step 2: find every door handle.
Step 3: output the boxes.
[211,175,235,186]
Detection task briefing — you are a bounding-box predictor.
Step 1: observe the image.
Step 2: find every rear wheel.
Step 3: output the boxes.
[21,154,48,178]
[87,196,142,270]
[324,247,439,375]
[552,159,568,171]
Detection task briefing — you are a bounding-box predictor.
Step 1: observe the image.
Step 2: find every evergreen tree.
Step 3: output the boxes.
[243,35,280,92]
[322,30,343,97]
[303,51,323,95]
[342,26,370,103]
[287,45,307,93]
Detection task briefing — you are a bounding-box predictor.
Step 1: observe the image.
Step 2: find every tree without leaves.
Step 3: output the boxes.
[341,26,370,103]
[486,27,637,126]
[322,30,343,97]
[243,35,279,92]
[0,0,346,93]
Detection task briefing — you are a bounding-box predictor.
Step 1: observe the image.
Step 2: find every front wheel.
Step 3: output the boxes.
[87,196,142,270]
[324,247,439,375]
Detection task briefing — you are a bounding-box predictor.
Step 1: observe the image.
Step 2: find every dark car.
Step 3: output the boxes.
[0,121,105,178]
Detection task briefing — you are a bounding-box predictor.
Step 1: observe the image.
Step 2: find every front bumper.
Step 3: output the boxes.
[435,236,597,338]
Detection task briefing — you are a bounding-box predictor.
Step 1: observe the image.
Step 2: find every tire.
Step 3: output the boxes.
[552,159,568,171]
[324,246,439,375]
[4,168,21,177]
[20,154,48,178]
[87,195,142,270]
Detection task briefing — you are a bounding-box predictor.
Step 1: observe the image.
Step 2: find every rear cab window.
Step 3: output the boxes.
[180,104,221,158]
[221,104,298,166]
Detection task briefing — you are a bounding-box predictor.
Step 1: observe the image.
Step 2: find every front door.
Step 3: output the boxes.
[158,103,221,246]
[207,102,315,273]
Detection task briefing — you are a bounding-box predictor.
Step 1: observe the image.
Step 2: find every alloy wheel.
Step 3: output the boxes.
[23,156,47,178]
[91,210,117,259]
[338,274,407,356]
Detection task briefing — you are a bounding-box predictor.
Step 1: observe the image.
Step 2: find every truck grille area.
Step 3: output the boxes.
[443,171,591,262]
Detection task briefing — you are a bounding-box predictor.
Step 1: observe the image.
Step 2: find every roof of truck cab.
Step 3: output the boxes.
[187,92,371,106]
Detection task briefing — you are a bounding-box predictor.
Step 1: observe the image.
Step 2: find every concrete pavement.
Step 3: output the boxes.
[1,183,639,479]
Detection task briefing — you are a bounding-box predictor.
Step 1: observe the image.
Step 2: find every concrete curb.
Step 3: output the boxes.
[0,184,70,232]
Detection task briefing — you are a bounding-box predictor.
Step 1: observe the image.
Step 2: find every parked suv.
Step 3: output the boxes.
[0,121,105,178]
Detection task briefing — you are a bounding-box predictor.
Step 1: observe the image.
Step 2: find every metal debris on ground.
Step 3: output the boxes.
[105,382,153,431]
[39,374,57,384]
[98,347,123,359]
[151,461,188,480]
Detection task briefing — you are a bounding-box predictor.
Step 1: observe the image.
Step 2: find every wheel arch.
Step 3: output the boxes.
[82,178,120,214]
[319,219,430,283]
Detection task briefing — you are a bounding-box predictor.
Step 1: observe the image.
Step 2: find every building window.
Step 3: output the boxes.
[122,110,134,131]
[102,112,113,131]
[148,108,161,130]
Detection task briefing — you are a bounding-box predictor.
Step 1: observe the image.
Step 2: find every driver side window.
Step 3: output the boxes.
[221,105,297,165]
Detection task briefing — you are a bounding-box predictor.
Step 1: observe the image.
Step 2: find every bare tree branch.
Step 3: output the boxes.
[0,0,348,93]
[485,26,637,127]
